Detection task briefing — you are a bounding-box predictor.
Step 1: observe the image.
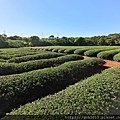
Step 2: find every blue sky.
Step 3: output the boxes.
[0,0,120,37]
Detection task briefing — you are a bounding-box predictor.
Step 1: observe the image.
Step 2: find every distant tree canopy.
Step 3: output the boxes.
[0,34,9,48]
[0,33,120,48]
[74,37,86,46]
[7,35,22,40]
[29,36,41,46]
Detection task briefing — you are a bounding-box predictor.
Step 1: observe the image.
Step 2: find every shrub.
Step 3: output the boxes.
[0,55,12,60]
[113,53,120,62]
[0,59,6,62]
[74,48,90,55]
[84,47,118,57]
[58,49,65,53]
[8,53,63,63]
[0,55,83,75]
[84,49,105,57]
[64,49,76,54]
[43,48,49,51]
[97,49,120,60]
[0,39,9,48]
[8,40,25,48]
[0,51,40,60]
[47,48,53,51]
[52,49,59,52]
[7,67,120,116]
[0,58,105,115]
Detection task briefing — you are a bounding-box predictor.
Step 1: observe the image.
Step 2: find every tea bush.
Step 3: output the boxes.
[97,49,120,60]
[113,53,120,62]
[0,58,104,115]
[8,67,120,116]
[0,55,83,75]
[8,53,63,63]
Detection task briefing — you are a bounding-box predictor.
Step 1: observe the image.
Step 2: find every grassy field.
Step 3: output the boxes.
[0,46,120,119]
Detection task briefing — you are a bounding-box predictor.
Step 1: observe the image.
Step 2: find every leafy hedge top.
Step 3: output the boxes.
[84,47,120,57]
[84,49,108,57]
[74,48,91,55]
[113,53,120,62]
[0,48,41,59]
[97,49,120,60]
[0,58,104,115]
[8,66,120,116]
[64,49,76,54]
[8,52,63,63]
[0,54,83,75]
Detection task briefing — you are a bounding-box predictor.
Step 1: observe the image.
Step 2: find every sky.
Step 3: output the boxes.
[0,0,120,37]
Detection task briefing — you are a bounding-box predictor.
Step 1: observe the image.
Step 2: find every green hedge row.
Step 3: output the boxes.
[0,51,40,60]
[58,49,66,53]
[47,48,54,51]
[84,49,106,57]
[43,48,76,54]
[64,49,76,54]
[74,48,91,55]
[0,59,6,62]
[97,49,120,60]
[0,58,105,115]
[8,52,63,63]
[52,49,59,52]
[7,66,120,116]
[113,53,120,62]
[0,54,83,76]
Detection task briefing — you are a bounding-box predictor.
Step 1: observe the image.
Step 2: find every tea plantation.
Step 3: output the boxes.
[0,46,120,119]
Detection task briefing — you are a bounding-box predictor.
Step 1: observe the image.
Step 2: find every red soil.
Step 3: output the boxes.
[83,56,120,68]
[104,60,120,68]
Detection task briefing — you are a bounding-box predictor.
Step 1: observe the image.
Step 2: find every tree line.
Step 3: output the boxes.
[0,33,120,48]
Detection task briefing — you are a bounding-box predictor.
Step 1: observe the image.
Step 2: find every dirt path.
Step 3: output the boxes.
[103,60,120,67]
[83,56,120,68]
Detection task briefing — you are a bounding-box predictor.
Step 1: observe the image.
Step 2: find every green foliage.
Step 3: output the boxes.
[74,37,86,46]
[7,35,22,40]
[0,54,83,75]
[7,66,120,116]
[84,47,120,57]
[8,53,63,63]
[47,48,54,51]
[0,49,40,60]
[0,35,9,48]
[113,53,120,62]
[0,58,104,115]
[84,49,105,57]
[52,49,59,52]
[97,49,120,60]
[74,48,90,55]
[58,49,65,53]
[1,33,120,48]
[29,36,41,46]
[0,59,6,62]
[64,49,76,54]
[8,40,26,48]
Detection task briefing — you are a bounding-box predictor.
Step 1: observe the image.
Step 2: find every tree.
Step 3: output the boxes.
[0,35,9,48]
[49,35,55,40]
[74,37,86,46]
[97,36,107,45]
[7,35,22,40]
[29,36,40,46]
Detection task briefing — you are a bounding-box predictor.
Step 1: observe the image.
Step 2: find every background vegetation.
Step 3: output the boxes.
[0,33,120,48]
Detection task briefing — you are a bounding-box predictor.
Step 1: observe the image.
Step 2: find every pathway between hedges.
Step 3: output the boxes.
[83,56,120,68]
